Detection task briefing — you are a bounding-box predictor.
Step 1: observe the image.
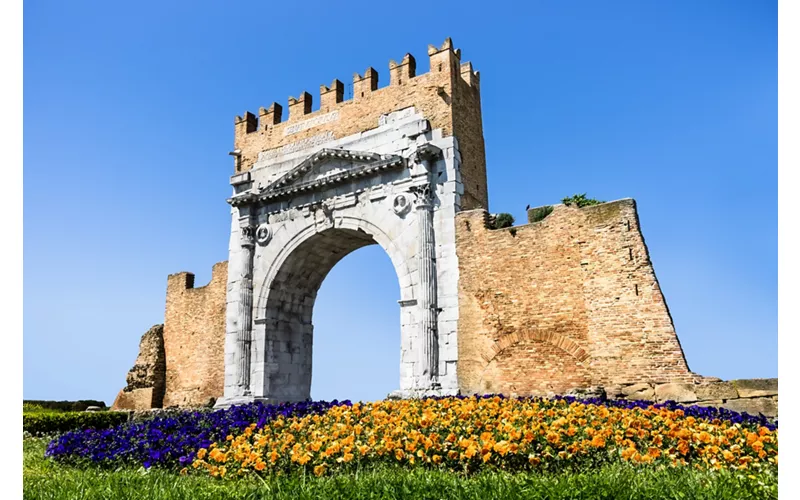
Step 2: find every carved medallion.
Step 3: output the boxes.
[393,194,411,216]
[255,224,272,245]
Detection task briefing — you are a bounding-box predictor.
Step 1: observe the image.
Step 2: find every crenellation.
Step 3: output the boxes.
[319,79,344,111]
[167,271,195,291]
[460,62,479,89]
[287,91,313,120]
[259,103,283,128]
[353,67,379,100]
[389,54,416,86]
[234,111,258,135]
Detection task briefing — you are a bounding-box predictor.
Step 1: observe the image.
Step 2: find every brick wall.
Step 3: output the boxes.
[455,199,693,396]
[162,261,228,407]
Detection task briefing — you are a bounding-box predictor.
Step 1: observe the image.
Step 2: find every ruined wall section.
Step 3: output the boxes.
[233,38,488,210]
[111,324,166,410]
[455,199,693,397]
[162,261,228,407]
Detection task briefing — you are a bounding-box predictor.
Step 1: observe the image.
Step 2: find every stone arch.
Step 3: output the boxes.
[254,216,413,320]
[481,330,591,364]
[477,331,593,396]
[250,215,415,402]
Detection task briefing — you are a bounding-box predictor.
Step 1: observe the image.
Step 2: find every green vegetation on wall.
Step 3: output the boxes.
[561,194,605,208]
[527,205,554,223]
[492,213,515,229]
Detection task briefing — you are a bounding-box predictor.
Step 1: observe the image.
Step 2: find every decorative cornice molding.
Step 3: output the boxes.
[227,148,405,207]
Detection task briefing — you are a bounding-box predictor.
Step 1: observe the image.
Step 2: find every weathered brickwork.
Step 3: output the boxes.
[233,38,488,210]
[162,261,228,407]
[455,200,694,396]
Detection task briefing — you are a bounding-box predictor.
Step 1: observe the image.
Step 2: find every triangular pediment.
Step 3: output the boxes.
[229,148,405,206]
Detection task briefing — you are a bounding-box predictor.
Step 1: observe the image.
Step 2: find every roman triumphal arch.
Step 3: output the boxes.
[216,108,462,407]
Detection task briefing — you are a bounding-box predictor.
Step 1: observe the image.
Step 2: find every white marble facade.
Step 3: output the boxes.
[216,107,463,407]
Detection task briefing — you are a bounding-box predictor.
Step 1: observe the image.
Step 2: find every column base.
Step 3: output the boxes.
[213,394,312,409]
[387,385,457,400]
[213,395,273,409]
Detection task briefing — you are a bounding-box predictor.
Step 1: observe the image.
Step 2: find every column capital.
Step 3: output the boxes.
[411,143,442,168]
[410,184,435,209]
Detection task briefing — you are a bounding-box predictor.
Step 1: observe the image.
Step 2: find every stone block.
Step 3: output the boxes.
[112,388,155,411]
[694,399,725,409]
[654,383,697,403]
[620,383,655,401]
[720,397,778,418]
[733,378,778,398]
[566,386,606,399]
[695,381,738,401]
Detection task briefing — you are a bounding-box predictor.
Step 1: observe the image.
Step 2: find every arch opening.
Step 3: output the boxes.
[255,225,408,402]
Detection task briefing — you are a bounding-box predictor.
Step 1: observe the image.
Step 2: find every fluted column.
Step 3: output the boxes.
[415,185,439,389]
[236,222,255,396]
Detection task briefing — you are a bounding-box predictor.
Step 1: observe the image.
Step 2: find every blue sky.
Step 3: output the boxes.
[23,0,777,405]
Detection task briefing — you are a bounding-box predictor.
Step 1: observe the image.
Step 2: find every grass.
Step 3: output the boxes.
[23,438,777,500]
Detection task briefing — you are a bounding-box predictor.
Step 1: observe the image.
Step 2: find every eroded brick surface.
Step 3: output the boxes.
[455,201,693,395]
[162,261,228,407]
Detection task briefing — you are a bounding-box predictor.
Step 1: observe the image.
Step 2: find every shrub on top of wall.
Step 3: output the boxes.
[561,193,605,208]
[492,213,515,229]
[23,411,129,437]
[527,205,554,223]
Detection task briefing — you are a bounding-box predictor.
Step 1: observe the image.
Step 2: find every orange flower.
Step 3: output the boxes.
[591,435,606,448]
[313,464,325,477]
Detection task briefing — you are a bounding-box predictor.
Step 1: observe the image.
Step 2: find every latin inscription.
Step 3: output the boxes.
[284,111,340,136]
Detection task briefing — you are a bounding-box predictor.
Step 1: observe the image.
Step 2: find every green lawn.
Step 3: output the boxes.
[23,438,777,500]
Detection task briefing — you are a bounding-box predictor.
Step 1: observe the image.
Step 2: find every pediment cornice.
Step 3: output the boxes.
[228,148,405,207]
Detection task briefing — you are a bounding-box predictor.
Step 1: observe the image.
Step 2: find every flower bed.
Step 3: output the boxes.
[191,396,777,478]
[46,400,348,469]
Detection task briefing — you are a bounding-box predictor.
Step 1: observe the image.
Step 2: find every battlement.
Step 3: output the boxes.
[166,261,228,294]
[232,37,489,210]
[233,38,479,134]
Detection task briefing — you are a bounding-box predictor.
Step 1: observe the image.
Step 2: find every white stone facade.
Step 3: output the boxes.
[217,107,464,407]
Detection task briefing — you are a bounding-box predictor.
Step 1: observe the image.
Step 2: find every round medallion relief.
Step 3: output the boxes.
[256,224,272,245]
[393,194,411,216]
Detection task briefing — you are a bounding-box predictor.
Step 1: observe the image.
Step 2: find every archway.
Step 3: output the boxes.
[253,224,409,402]
[311,244,401,402]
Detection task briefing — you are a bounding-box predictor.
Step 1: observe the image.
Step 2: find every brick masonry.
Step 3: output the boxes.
[455,201,694,396]
[161,261,228,407]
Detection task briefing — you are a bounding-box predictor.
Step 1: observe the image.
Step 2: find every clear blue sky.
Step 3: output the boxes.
[23,0,777,405]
